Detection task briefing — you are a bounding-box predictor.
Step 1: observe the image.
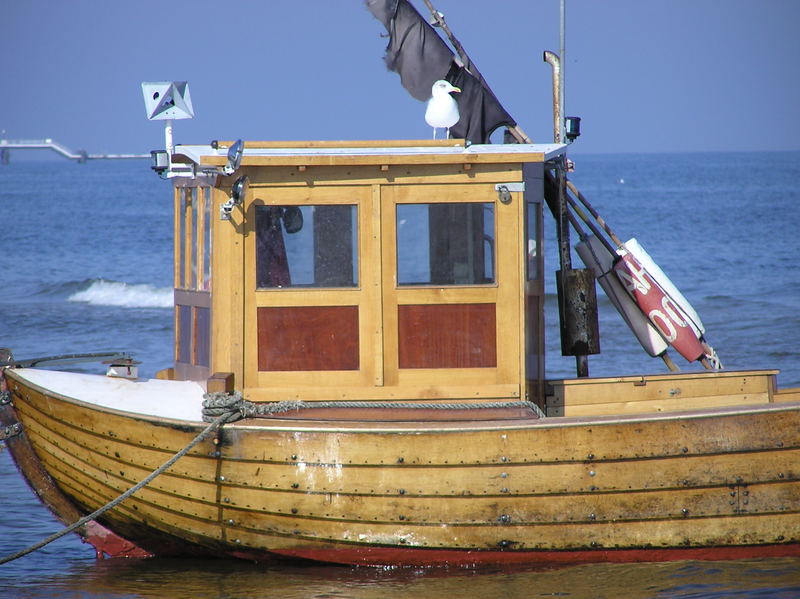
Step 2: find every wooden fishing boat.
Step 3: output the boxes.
[2,137,799,567]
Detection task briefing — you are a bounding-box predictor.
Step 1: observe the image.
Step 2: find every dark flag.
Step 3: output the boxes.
[366,0,516,144]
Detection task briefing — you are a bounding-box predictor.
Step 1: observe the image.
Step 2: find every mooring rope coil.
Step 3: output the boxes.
[201,391,545,422]
[0,412,232,566]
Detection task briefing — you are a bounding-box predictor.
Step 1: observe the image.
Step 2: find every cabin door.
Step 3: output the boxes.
[242,182,522,401]
[380,184,522,399]
[243,186,382,396]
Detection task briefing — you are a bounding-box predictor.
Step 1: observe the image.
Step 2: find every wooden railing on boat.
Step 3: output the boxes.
[545,369,782,417]
[775,386,800,403]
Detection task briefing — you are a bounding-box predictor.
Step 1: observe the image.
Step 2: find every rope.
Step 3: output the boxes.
[202,391,546,422]
[0,392,543,565]
[0,412,231,566]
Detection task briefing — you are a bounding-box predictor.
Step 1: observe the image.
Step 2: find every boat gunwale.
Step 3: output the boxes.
[6,367,800,436]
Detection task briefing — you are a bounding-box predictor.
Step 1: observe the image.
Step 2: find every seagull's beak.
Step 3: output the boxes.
[451,86,461,93]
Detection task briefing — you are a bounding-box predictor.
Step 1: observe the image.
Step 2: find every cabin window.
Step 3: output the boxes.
[202,187,212,291]
[255,205,358,288]
[190,188,199,289]
[175,184,212,379]
[396,203,495,286]
[177,187,213,292]
[526,201,540,281]
[178,189,187,288]
[177,304,192,363]
[194,306,211,367]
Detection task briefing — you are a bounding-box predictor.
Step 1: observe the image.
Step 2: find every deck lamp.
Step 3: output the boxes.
[150,150,169,176]
[231,174,249,203]
[223,139,245,175]
[565,116,581,142]
[221,175,249,220]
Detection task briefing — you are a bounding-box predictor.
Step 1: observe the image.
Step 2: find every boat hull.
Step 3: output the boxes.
[3,368,799,567]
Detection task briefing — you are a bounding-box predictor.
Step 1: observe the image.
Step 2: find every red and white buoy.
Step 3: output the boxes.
[617,239,721,368]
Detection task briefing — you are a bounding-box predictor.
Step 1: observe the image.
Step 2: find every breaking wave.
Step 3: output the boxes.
[67,278,172,308]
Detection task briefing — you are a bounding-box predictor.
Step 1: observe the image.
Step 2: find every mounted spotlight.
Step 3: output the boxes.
[231,174,249,203]
[565,116,581,142]
[150,150,169,176]
[220,175,249,221]
[223,139,245,175]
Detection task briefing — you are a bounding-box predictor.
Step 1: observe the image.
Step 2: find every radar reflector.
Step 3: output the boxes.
[141,81,194,121]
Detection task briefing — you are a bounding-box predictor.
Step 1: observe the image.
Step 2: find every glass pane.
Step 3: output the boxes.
[177,304,191,363]
[202,187,212,291]
[190,188,198,289]
[397,203,494,286]
[178,189,187,288]
[527,202,540,281]
[255,205,358,288]
[195,307,210,367]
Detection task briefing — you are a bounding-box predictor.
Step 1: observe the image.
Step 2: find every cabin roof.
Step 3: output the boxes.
[173,140,567,168]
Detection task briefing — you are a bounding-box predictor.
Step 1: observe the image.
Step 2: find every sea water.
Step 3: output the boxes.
[0,153,798,597]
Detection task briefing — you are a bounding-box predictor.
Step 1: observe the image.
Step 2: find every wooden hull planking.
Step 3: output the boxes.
[3,368,799,566]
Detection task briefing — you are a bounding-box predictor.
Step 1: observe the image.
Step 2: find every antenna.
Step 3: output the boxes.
[559,0,566,144]
[141,81,194,176]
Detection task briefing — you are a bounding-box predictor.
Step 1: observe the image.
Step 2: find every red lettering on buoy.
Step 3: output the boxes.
[648,309,677,342]
[614,253,704,362]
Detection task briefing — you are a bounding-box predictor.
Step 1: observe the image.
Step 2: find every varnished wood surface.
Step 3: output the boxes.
[216,153,552,167]
[257,306,360,371]
[5,367,799,566]
[192,143,562,168]
[0,397,151,558]
[776,387,800,402]
[398,304,496,369]
[180,147,538,406]
[244,383,522,403]
[247,406,537,422]
[546,370,781,416]
[232,178,525,401]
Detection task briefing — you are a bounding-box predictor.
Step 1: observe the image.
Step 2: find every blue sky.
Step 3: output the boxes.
[3,0,798,155]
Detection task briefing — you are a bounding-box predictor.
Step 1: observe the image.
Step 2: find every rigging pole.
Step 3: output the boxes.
[422,0,533,144]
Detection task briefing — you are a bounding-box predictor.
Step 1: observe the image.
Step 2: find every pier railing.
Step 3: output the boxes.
[0,138,148,163]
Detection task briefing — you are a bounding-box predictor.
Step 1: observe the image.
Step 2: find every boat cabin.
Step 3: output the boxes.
[161,140,566,407]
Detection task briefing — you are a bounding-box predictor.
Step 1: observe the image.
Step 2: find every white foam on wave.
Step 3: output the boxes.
[68,279,172,308]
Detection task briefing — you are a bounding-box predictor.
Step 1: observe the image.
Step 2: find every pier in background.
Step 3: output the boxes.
[0,139,148,163]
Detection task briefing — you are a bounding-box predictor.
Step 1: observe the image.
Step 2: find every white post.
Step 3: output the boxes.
[164,119,174,162]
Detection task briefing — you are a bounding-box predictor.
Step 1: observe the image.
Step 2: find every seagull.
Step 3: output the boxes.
[425,79,461,138]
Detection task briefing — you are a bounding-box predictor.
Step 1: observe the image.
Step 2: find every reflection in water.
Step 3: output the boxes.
[11,556,800,599]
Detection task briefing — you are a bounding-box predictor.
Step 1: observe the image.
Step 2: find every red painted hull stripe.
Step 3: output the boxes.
[267,543,800,567]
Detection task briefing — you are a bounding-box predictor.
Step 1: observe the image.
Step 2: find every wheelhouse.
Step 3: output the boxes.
[162,140,566,408]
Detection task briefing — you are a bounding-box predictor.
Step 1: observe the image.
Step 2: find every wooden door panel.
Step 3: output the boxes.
[257,306,359,371]
[397,303,496,369]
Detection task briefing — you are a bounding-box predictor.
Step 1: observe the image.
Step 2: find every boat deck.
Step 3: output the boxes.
[7,368,800,434]
[9,368,205,422]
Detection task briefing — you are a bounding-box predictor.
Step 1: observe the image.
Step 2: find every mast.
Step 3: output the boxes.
[422,0,532,144]
[549,0,600,378]
[559,0,566,144]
